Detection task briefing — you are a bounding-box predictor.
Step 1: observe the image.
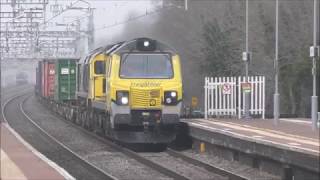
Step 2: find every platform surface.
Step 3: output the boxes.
[184,118,320,156]
[0,122,74,180]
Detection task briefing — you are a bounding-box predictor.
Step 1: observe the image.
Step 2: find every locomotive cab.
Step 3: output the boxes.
[107,38,183,143]
[77,38,183,144]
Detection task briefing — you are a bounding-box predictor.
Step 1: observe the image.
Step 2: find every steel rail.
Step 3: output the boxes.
[3,93,118,180]
[167,149,248,180]
[1,87,33,123]
[40,97,190,180]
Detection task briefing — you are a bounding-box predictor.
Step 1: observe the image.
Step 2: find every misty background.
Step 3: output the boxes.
[1,0,319,117]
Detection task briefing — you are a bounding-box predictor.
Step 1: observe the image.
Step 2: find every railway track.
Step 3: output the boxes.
[166,149,247,180]
[32,96,195,180]
[2,92,117,180]
[28,94,246,180]
[4,88,249,180]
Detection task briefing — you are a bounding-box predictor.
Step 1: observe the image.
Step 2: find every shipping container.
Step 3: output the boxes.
[35,66,41,95]
[41,60,56,98]
[35,61,43,95]
[54,58,78,101]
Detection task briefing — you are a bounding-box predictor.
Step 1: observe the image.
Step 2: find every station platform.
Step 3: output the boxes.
[0,122,74,180]
[182,118,319,178]
[184,118,319,154]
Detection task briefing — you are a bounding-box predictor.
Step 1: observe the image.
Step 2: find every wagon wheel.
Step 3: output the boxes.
[82,111,87,128]
[76,110,82,125]
[66,108,71,121]
[70,108,76,122]
[87,110,94,131]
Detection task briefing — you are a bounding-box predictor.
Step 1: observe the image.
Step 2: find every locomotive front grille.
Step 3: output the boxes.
[130,88,161,109]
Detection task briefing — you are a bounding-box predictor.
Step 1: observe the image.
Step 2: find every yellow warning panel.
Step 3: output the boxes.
[191,97,198,108]
[200,142,206,153]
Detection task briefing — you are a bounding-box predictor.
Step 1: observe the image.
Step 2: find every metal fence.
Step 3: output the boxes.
[204,76,265,119]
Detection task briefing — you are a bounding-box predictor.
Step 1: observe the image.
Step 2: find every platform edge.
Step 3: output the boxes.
[3,123,75,180]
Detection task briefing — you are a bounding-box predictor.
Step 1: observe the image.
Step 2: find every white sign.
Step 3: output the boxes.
[310,46,319,58]
[222,83,232,95]
[49,69,55,75]
[61,68,69,75]
[242,51,251,61]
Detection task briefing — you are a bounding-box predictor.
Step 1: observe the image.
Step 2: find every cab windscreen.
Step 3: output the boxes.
[120,54,173,79]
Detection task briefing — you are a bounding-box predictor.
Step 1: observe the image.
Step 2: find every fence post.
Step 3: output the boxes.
[214,77,218,116]
[238,76,241,119]
[262,76,265,119]
[211,77,214,117]
[204,77,208,119]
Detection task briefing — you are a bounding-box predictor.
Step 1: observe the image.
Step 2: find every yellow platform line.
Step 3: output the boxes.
[1,149,27,180]
[190,122,319,155]
[195,119,319,147]
[201,119,319,143]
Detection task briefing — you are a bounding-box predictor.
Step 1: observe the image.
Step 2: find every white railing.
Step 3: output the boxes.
[238,76,265,119]
[204,76,265,119]
[205,77,237,117]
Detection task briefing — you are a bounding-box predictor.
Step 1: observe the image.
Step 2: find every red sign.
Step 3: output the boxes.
[241,83,251,92]
[222,83,232,95]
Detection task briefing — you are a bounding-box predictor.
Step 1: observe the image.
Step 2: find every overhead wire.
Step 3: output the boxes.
[95,5,174,31]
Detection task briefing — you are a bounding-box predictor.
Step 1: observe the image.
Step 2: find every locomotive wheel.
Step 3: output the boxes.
[104,114,113,138]
[88,111,94,131]
[96,113,105,135]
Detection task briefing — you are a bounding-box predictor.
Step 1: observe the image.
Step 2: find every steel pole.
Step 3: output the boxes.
[311,0,319,130]
[274,0,280,125]
[243,0,250,119]
[246,0,249,73]
[0,3,2,121]
[0,51,2,123]
[87,8,94,51]
[185,0,188,11]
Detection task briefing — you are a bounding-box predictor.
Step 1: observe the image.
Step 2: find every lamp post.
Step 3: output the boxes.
[242,0,251,119]
[185,0,188,11]
[311,0,319,130]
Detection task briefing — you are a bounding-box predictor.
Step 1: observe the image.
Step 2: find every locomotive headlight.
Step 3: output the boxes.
[144,41,150,47]
[164,91,178,105]
[137,38,156,51]
[170,91,177,97]
[116,91,129,105]
[121,96,129,105]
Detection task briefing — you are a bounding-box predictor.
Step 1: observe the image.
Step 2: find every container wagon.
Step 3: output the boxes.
[35,62,42,95]
[54,58,78,102]
[41,60,55,98]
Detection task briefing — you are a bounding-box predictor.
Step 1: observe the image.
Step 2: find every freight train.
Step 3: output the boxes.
[35,38,183,145]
